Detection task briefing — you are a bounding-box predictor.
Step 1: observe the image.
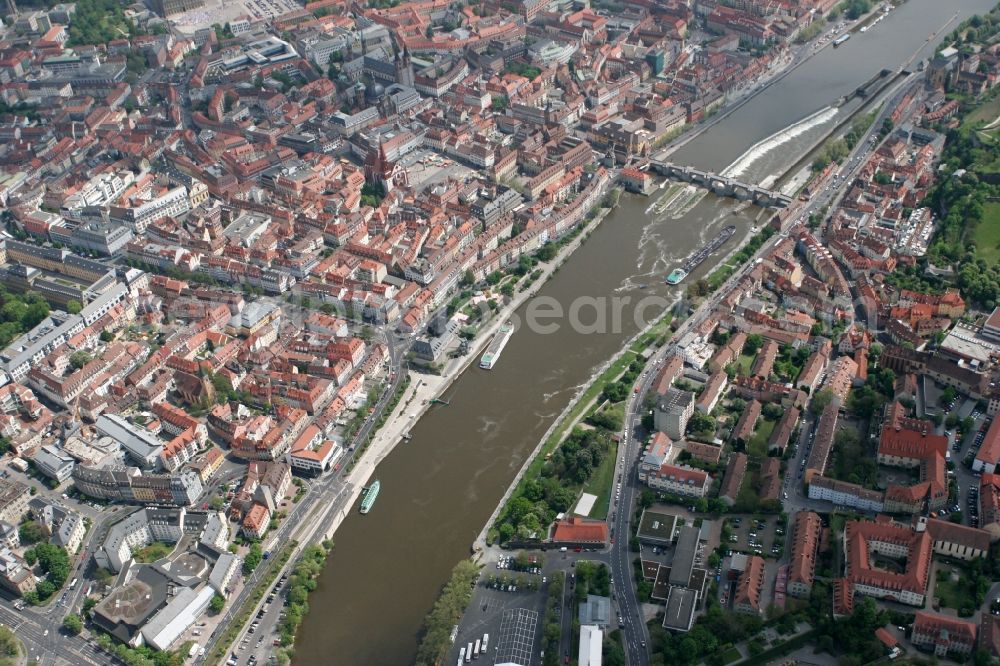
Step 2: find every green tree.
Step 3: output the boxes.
[62,614,82,635]
[688,411,717,436]
[65,300,82,315]
[744,333,764,355]
[242,542,263,576]
[69,351,93,370]
[536,243,558,262]
[18,521,46,545]
[94,567,114,585]
[210,594,225,614]
[810,388,836,415]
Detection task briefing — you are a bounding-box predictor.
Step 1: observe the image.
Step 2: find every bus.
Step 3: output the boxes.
[457,647,465,665]
[482,634,489,652]
[69,578,78,590]
[466,643,472,662]
[473,639,481,659]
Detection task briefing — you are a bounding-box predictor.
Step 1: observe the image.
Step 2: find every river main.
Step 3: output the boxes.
[294,1,992,663]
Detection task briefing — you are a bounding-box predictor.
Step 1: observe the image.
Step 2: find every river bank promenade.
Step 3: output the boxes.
[315,193,617,543]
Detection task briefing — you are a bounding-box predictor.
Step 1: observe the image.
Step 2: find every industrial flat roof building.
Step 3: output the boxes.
[664,587,698,632]
[140,585,214,651]
[669,525,699,587]
[578,594,611,629]
[578,624,602,666]
[96,414,163,469]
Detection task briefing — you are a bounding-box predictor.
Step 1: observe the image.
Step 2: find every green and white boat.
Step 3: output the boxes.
[360,479,380,514]
[665,268,688,285]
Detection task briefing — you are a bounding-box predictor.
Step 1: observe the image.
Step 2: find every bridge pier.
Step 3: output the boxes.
[648,159,792,208]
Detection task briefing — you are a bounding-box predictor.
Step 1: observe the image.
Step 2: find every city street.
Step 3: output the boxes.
[202,333,407,665]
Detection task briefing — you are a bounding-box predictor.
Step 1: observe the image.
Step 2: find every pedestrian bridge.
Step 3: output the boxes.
[647,160,793,208]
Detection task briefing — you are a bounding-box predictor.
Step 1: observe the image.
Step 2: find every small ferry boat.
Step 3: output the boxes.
[360,480,380,514]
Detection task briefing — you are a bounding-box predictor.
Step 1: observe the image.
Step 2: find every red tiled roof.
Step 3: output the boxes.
[913,611,977,647]
[925,517,992,553]
[552,517,608,544]
[978,416,1000,470]
[788,511,821,591]
[845,519,931,599]
[720,452,748,500]
[874,627,898,648]
[879,425,947,462]
[980,615,1000,659]
[981,474,1000,529]
[734,555,765,612]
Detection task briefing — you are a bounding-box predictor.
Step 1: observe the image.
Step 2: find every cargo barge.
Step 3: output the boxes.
[665,225,737,285]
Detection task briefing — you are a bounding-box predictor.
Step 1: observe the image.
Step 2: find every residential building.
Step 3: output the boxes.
[719,453,748,506]
[94,507,184,572]
[844,518,931,607]
[72,465,203,506]
[242,503,270,540]
[733,555,765,615]
[288,424,342,476]
[912,611,977,657]
[808,475,884,512]
[655,388,695,439]
[0,480,30,525]
[642,463,709,498]
[29,498,86,554]
[0,548,35,597]
[787,511,821,598]
[696,372,727,413]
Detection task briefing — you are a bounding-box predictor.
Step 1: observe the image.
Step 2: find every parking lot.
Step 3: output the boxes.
[451,567,547,666]
[724,514,785,559]
[226,571,289,666]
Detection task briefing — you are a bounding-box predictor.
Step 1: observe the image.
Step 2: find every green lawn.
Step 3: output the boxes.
[736,352,756,376]
[498,312,673,532]
[720,646,743,664]
[708,264,737,290]
[935,569,975,611]
[583,441,619,520]
[962,94,1000,130]
[132,541,173,563]
[748,419,777,458]
[975,202,1000,263]
[631,313,673,352]
[508,348,638,512]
